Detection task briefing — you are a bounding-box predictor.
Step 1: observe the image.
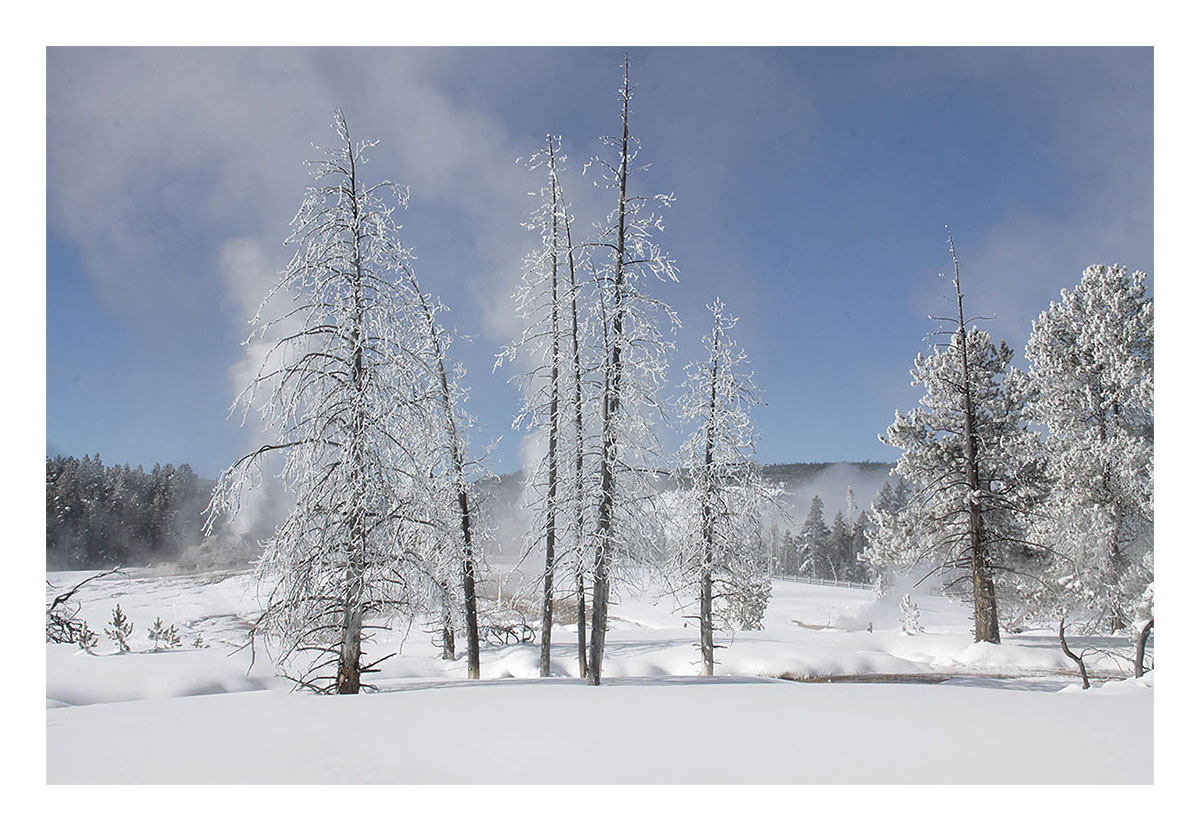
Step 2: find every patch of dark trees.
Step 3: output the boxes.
[46,455,214,569]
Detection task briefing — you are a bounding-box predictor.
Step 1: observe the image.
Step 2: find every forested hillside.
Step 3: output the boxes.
[45,455,213,569]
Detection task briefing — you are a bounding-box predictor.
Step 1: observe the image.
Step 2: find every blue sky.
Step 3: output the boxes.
[46,47,1153,478]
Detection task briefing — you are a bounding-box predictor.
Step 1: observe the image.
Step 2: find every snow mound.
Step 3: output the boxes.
[46,644,278,707]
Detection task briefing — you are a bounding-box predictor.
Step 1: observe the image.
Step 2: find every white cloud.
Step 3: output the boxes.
[48,47,539,345]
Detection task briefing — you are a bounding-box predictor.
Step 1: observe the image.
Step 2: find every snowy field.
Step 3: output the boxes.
[46,568,1152,784]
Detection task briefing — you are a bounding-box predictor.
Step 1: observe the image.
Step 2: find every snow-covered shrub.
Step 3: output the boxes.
[899,593,924,635]
[723,572,772,631]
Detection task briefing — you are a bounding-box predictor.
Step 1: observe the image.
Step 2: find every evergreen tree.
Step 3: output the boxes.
[105,604,133,652]
[871,231,1042,643]
[147,617,182,650]
[899,593,924,635]
[1021,263,1153,635]
[850,510,870,581]
[798,496,831,579]
[828,510,853,582]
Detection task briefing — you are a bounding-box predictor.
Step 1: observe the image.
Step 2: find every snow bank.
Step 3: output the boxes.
[46,568,1153,784]
[46,676,1151,784]
[47,644,280,706]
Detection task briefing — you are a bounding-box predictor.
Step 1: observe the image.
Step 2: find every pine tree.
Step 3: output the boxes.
[799,496,831,579]
[899,593,924,635]
[1021,264,1153,635]
[871,230,1043,643]
[405,276,490,681]
[829,510,853,582]
[147,617,182,650]
[105,604,133,653]
[77,621,99,654]
[851,510,871,581]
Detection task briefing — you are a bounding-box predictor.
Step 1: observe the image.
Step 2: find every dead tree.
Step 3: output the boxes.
[410,277,484,681]
[564,184,590,679]
[675,301,772,675]
[585,55,679,684]
[207,111,429,694]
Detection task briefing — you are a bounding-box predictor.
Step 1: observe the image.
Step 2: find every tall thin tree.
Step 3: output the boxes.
[408,278,487,680]
[584,54,679,685]
[674,300,773,675]
[499,134,574,677]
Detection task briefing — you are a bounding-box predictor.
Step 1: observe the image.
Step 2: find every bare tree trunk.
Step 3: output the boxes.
[698,324,720,676]
[588,56,632,687]
[699,568,714,676]
[1106,531,1130,633]
[336,130,369,693]
[336,600,363,694]
[412,284,482,681]
[440,586,456,660]
[1058,616,1090,690]
[538,135,563,678]
[948,231,1000,644]
[575,570,588,678]
[458,486,481,680]
[1135,616,1153,678]
[562,168,589,680]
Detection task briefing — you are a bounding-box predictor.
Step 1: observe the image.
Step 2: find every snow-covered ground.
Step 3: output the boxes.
[45,568,1153,784]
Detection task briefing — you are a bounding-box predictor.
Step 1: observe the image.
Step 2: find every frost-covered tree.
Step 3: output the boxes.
[850,511,870,581]
[498,134,592,678]
[207,111,430,693]
[406,278,490,681]
[583,55,680,685]
[672,300,773,675]
[562,184,594,680]
[872,231,1043,643]
[1021,264,1153,636]
[899,593,924,635]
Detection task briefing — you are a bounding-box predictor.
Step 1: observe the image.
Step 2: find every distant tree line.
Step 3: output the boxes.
[46,454,213,569]
[768,480,911,584]
[760,461,892,481]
